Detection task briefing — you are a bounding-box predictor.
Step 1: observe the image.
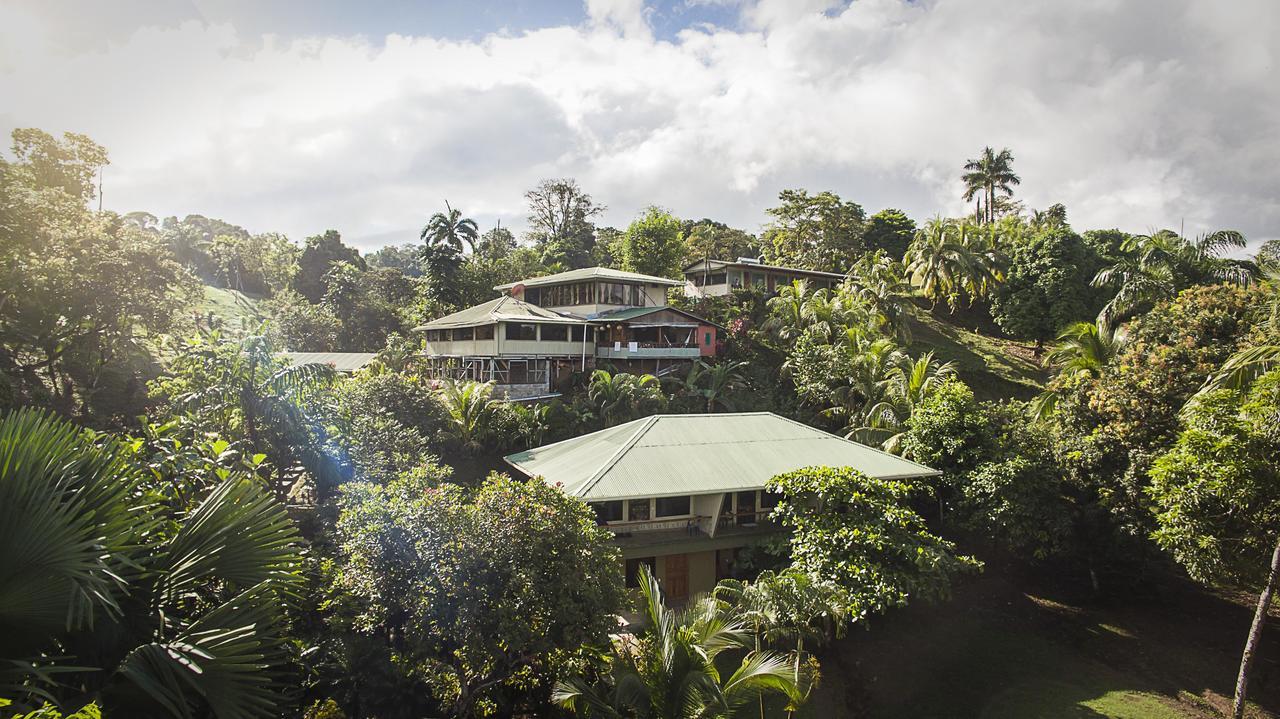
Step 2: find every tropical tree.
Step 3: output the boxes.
[761,189,866,273]
[554,564,802,718]
[435,379,497,455]
[0,409,301,718]
[868,352,957,452]
[862,208,916,260]
[768,466,980,617]
[152,331,339,499]
[331,472,625,718]
[844,251,914,341]
[989,226,1106,347]
[763,280,814,344]
[1030,321,1120,419]
[620,206,685,279]
[714,569,851,709]
[904,217,1000,310]
[587,370,667,427]
[682,360,748,413]
[1197,267,1280,397]
[421,201,480,255]
[1149,373,1280,719]
[961,146,1020,223]
[1092,228,1257,331]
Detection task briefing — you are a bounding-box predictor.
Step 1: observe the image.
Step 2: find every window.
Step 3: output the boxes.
[735,490,757,525]
[759,489,783,511]
[704,331,712,346]
[590,500,623,524]
[426,330,443,342]
[540,324,568,341]
[451,327,474,341]
[475,324,495,340]
[655,495,691,517]
[505,323,537,341]
[525,287,541,305]
[570,325,588,342]
[729,271,743,288]
[707,272,726,285]
[625,557,655,588]
[628,499,651,521]
[600,282,627,305]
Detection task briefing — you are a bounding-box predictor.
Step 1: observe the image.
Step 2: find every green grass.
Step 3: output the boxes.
[805,569,1271,719]
[197,285,266,331]
[906,306,1048,401]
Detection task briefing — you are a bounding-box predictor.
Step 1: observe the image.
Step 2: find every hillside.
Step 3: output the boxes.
[197,285,267,333]
[906,305,1048,401]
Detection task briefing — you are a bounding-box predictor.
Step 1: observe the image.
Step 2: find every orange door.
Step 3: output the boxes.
[664,554,689,601]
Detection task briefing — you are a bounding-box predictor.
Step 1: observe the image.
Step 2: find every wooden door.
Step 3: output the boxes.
[664,554,689,602]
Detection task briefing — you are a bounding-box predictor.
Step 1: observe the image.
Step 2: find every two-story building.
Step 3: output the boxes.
[504,412,941,602]
[414,267,722,398]
[683,257,847,298]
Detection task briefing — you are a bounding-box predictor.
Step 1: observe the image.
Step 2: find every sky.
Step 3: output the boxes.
[1,0,1276,254]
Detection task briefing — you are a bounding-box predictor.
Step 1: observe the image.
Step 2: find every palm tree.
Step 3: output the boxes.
[868,352,957,453]
[684,360,748,413]
[588,370,667,427]
[845,252,914,342]
[172,332,337,499]
[962,146,1020,223]
[1029,321,1120,419]
[435,379,496,454]
[1093,228,1257,332]
[763,280,812,343]
[420,201,480,255]
[0,409,301,718]
[554,565,801,718]
[905,218,1000,310]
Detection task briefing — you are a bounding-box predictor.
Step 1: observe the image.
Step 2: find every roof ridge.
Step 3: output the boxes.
[576,414,661,498]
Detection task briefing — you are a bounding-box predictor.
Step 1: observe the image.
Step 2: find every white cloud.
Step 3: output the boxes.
[0,0,1276,254]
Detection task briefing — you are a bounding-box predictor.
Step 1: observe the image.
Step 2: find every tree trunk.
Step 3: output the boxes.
[1234,534,1280,719]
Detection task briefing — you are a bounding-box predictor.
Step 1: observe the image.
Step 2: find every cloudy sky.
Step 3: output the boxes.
[1,0,1276,253]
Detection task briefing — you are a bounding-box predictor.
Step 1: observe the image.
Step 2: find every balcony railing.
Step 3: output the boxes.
[596,344,700,359]
[603,515,712,536]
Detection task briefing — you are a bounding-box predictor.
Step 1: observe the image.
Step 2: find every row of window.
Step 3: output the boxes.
[526,281,652,308]
[425,323,589,343]
[689,272,728,287]
[591,495,691,523]
[590,490,781,526]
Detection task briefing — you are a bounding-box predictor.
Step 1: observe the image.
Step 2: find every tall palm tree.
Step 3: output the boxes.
[0,409,301,718]
[435,379,496,454]
[962,146,1020,223]
[420,201,480,255]
[554,565,801,718]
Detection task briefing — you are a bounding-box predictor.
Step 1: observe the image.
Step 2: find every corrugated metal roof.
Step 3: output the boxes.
[682,258,848,280]
[590,305,722,328]
[505,412,940,501]
[281,352,377,372]
[494,266,683,290]
[412,296,586,330]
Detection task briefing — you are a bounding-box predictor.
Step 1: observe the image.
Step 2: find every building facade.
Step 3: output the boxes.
[683,257,847,298]
[415,267,721,399]
[504,412,941,602]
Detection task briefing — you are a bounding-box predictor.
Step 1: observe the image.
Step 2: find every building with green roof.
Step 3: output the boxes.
[413,267,721,399]
[505,412,939,600]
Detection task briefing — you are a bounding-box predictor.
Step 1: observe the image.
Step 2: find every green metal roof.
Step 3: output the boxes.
[504,412,940,501]
[682,258,847,280]
[494,266,683,291]
[589,305,720,326]
[281,352,377,372]
[412,296,586,330]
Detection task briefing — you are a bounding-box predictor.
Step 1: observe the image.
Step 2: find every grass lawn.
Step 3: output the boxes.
[197,285,266,332]
[905,305,1048,402]
[806,567,1280,718]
